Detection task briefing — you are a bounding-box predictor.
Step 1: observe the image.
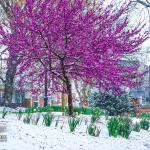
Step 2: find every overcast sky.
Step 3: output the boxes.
[104,0,150,65]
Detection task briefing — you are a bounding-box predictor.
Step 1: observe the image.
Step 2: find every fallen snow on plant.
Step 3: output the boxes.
[0,114,150,150]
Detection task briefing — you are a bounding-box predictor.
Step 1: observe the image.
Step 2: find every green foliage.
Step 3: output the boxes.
[108,117,119,137]
[25,106,64,113]
[25,106,103,115]
[25,107,35,113]
[51,106,65,112]
[68,117,80,132]
[139,113,150,120]
[43,113,53,127]
[17,109,23,120]
[140,119,149,130]
[32,114,41,125]
[64,107,69,115]
[107,117,132,139]
[89,92,134,115]
[2,107,8,119]
[87,124,100,137]
[91,108,102,123]
[23,113,32,124]
[25,106,53,113]
[73,107,92,115]
[133,122,140,132]
[130,112,136,118]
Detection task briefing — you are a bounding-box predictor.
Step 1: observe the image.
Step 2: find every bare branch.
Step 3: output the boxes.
[136,0,150,7]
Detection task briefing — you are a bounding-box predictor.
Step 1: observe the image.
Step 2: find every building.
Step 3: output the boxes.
[129,64,150,106]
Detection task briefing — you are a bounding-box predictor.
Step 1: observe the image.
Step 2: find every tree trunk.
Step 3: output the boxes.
[67,84,73,116]
[3,56,17,105]
[74,80,82,103]
[61,92,65,115]
[0,1,17,106]
[60,59,73,115]
[44,68,48,107]
[66,80,73,116]
[61,81,66,114]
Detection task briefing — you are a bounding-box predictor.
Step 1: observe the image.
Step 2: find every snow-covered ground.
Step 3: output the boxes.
[0,107,17,113]
[0,114,150,150]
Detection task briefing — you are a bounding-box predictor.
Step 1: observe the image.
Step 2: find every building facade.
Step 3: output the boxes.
[129,64,150,106]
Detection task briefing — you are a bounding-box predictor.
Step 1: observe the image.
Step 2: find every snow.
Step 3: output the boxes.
[0,107,27,113]
[0,107,17,113]
[0,114,150,150]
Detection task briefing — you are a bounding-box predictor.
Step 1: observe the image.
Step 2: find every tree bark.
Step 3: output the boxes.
[74,80,82,102]
[0,1,17,105]
[3,56,17,105]
[66,79,73,116]
[60,58,73,116]
[44,68,48,107]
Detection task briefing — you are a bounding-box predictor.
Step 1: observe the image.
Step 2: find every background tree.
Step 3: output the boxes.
[74,80,91,106]
[0,0,25,105]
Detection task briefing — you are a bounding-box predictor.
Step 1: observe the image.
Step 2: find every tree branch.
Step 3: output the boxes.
[136,0,150,7]
[0,76,5,83]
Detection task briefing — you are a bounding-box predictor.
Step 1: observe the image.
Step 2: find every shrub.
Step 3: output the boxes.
[43,113,53,127]
[32,114,41,125]
[68,117,80,132]
[23,113,32,124]
[91,114,98,123]
[17,109,23,120]
[140,119,149,130]
[133,122,140,132]
[84,107,103,123]
[139,113,150,120]
[130,112,136,118]
[87,124,100,137]
[25,106,103,115]
[51,106,64,112]
[73,107,91,115]
[25,107,35,113]
[107,117,132,139]
[43,106,54,113]
[89,92,134,116]
[107,117,119,137]
[64,107,69,115]
[2,107,8,119]
[25,106,53,113]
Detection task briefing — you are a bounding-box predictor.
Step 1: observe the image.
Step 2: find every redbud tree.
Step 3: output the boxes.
[0,0,148,115]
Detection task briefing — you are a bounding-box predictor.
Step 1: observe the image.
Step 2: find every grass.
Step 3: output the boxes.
[107,117,132,139]
[68,117,80,132]
[139,113,150,120]
[25,106,104,115]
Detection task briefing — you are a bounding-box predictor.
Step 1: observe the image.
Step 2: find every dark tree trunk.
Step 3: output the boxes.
[0,1,17,105]
[44,68,48,107]
[3,56,17,105]
[60,59,73,116]
[66,79,73,116]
